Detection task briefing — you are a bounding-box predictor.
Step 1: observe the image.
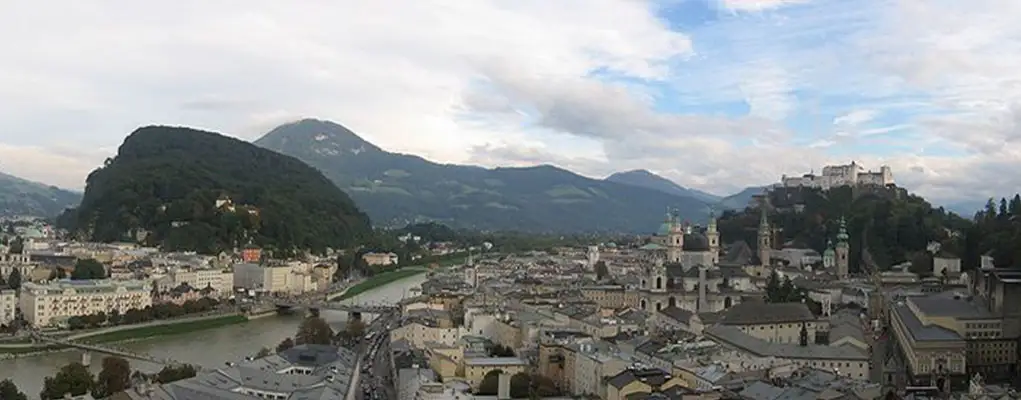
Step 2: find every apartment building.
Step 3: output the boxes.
[0,288,16,326]
[168,267,234,296]
[391,320,466,349]
[232,262,316,294]
[19,279,152,327]
[569,340,631,398]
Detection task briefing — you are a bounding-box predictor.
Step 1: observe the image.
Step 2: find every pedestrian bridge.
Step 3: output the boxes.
[272,300,397,314]
[31,333,183,366]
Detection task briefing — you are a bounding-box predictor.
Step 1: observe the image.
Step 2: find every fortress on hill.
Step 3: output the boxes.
[780,161,893,190]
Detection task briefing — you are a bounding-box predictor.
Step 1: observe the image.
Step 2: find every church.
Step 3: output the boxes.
[633,209,763,314]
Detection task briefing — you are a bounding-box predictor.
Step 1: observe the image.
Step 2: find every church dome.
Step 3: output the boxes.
[657,222,672,236]
[683,233,710,251]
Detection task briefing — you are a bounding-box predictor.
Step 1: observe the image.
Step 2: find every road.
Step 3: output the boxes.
[356,311,400,400]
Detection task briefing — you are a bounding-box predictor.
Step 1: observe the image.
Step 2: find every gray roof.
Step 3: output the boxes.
[719,302,815,325]
[891,302,961,342]
[151,344,357,399]
[910,293,992,319]
[705,325,868,361]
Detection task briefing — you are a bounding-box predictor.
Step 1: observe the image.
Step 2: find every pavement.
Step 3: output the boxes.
[355,311,399,400]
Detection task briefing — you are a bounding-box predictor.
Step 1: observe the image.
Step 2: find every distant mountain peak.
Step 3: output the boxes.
[255,118,382,157]
[606,169,721,204]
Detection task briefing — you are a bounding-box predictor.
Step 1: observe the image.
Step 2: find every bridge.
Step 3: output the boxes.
[31,332,184,366]
[273,300,398,314]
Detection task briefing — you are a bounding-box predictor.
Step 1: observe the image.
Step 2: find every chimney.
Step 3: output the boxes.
[497,372,512,400]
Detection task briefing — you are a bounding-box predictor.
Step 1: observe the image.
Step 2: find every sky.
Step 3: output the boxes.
[2,0,1020,212]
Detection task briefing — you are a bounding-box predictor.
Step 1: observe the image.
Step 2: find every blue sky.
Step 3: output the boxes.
[0,0,1018,211]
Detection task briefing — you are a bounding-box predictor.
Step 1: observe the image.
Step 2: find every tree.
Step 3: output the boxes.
[276,337,296,353]
[255,347,272,358]
[8,236,23,254]
[48,267,68,280]
[154,364,197,384]
[345,318,366,339]
[93,356,132,398]
[7,268,21,290]
[40,362,94,400]
[0,379,28,400]
[295,316,334,345]
[765,270,781,301]
[71,258,107,280]
[489,344,515,357]
[476,370,503,395]
[594,261,609,280]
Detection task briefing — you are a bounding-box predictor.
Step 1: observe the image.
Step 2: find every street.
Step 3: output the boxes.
[356,311,399,400]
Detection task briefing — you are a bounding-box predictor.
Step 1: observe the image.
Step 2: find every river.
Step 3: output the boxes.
[2,273,427,399]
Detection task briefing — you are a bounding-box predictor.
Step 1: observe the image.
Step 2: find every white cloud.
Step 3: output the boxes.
[717,0,811,12]
[0,0,1020,210]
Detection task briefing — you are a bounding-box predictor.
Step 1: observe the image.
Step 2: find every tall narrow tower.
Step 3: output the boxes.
[707,209,720,265]
[757,207,771,267]
[836,217,850,280]
[667,209,684,264]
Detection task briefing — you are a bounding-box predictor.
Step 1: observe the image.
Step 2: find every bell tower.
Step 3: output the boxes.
[757,207,771,267]
[836,217,850,280]
[707,209,720,265]
[666,209,684,264]
[649,257,667,294]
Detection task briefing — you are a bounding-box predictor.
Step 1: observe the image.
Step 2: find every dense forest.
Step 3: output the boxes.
[58,126,372,256]
[964,195,1021,269]
[717,185,980,274]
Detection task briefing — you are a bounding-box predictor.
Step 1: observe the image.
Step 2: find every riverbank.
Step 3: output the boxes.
[0,314,249,356]
[333,267,428,301]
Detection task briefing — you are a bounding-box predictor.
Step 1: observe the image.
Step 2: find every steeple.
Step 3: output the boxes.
[757,206,771,267]
[835,216,849,280]
[799,322,809,346]
[707,208,720,265]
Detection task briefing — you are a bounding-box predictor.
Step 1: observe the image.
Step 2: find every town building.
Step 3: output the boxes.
[890,270,1021,391]
[233,262,317,295]
[167,267,234,296]
[0,288,16,327]
[781,161,894,190]
[363,252,399,266]
[118,344,357,399]
[19,279,152,327]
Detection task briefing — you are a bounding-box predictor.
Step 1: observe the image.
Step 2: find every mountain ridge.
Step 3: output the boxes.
[255,118,713,233]
[604,169,722,203]
[0,172,81,218]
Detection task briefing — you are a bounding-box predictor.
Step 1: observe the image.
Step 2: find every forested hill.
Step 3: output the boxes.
[965,195,1021,269]
[60,126,372,255]
[716,185,974,274]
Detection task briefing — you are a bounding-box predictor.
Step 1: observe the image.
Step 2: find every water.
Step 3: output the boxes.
[2,273,426,399]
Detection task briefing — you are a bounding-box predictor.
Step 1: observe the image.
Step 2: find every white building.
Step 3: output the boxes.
[782,161,893,190]
[0,288,17,327]
[19,279,152,327]
[232,262,317,295]
[168,267,234,296]
[363,252,399,266]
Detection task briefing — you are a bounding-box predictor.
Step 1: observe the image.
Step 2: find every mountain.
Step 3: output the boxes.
[718,186,768,210]
[605,170,721,203]
[62,125,371,255]
[255,119,711,233]
[0,172,81,217]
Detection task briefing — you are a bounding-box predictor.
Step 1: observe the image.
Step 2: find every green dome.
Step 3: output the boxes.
[657,222,672,236]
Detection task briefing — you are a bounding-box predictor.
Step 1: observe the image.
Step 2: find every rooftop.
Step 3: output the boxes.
[891,302,961,342]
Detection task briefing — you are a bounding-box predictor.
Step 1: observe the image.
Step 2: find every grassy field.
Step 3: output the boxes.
[335,267,429,301]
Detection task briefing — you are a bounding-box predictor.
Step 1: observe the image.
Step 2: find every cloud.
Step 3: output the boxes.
[0,0,1019,211]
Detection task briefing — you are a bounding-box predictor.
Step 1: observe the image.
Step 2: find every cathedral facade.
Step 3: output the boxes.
[634,210,757,314]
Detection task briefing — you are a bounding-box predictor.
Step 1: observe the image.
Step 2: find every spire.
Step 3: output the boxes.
[708,208,717,232]
[759,206,768,229]
[837,217,849,242]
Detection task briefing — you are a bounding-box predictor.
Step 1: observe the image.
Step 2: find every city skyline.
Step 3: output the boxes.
[1,0,1018,206]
